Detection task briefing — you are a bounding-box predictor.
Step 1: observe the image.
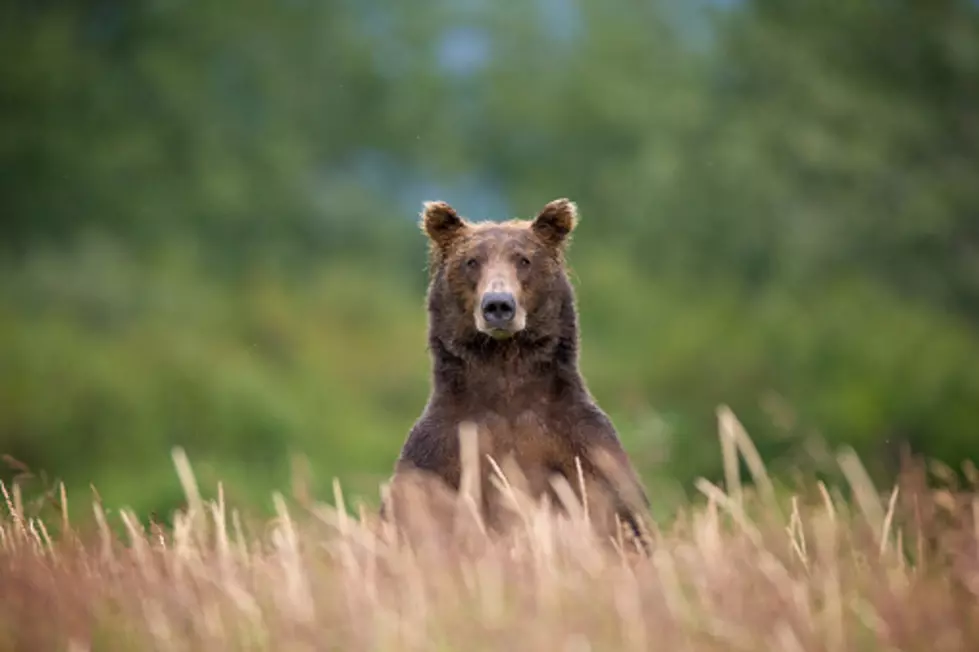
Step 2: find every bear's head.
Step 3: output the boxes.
[421,198,579,358]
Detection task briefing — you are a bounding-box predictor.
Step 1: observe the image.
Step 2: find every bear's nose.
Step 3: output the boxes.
[481,292,516,327]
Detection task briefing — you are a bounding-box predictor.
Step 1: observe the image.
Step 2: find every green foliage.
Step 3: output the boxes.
[2,0,978,518]
[0,239,431,518]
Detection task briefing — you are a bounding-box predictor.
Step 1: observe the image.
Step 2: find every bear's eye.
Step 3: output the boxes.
[466,257,479,269]
[518,256,531,269]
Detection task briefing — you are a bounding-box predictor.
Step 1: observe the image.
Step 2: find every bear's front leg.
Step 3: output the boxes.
[568,411,652,550]
[395,415,464,490]
[380,414,463,524]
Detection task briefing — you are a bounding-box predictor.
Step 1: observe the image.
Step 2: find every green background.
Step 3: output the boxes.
[2,0,978,522]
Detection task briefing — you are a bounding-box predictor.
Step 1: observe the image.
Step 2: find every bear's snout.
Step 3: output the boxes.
[480,292,517,330]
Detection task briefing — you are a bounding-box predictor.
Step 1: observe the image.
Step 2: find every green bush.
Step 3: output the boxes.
[4,240,979,522]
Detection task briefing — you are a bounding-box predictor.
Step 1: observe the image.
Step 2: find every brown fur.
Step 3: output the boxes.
[385,199,651,546]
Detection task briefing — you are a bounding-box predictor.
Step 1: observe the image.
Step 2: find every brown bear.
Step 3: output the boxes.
[384,198,650,547]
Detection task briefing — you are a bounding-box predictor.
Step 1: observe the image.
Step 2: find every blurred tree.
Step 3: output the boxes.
[0,0,448,269]
[656,0,979,479]
[687,0,979,314]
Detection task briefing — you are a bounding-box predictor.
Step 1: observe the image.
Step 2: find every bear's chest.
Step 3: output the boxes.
[464,407,568,471]
[474,406,548,446]
[462,367,555,409]
[457,407,583,504]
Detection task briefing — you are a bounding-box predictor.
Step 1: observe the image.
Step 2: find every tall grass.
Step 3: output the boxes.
[1,407,978,651]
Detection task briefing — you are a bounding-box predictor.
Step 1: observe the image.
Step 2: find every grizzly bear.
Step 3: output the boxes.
[384,198,650,546]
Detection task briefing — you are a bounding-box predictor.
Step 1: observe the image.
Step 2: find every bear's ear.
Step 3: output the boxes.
[421,201,467,249]
[532,198,578,248]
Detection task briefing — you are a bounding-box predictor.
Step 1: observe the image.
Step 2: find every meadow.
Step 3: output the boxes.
[2,409,976,652]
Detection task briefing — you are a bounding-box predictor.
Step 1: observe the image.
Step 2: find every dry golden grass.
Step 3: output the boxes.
[2,407,978,651]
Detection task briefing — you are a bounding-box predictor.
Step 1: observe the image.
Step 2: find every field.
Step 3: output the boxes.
[1,410,977,652]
